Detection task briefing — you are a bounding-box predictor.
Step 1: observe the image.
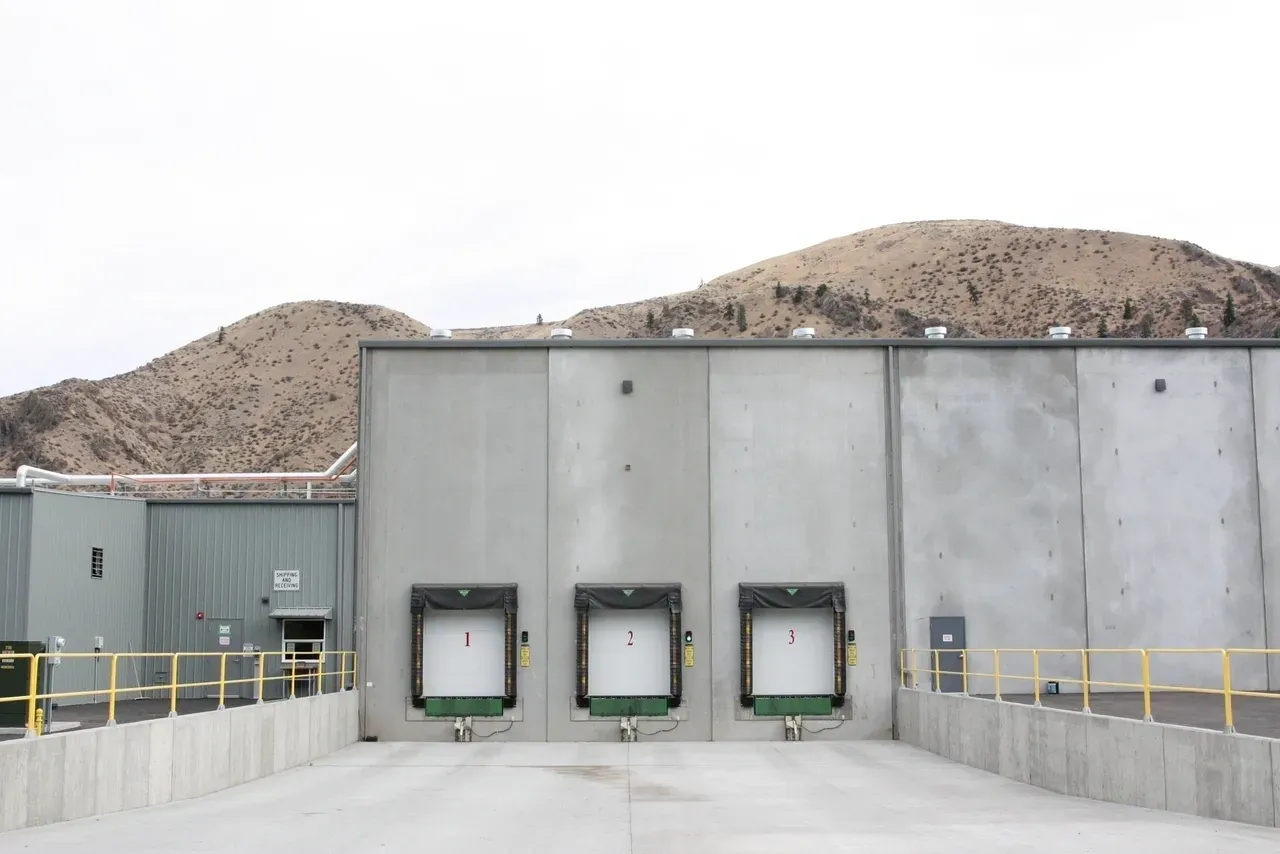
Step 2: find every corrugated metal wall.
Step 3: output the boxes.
[145,500,355,699]
[0,490,33,639]
[27,491,149,703]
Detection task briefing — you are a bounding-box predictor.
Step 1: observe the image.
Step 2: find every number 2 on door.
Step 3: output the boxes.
[626,630,634,646]
[788,629,795,644]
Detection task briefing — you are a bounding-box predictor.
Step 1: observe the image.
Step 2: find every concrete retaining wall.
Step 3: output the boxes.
[0,689,359,833]
[896,687,1280,828]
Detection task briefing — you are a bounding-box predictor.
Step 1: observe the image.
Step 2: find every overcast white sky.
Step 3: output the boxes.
[1,0,1276,396]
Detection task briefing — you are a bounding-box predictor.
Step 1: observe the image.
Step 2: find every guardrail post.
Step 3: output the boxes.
[932,649,941,692]
[993,649,1002,701]
[289,657,297,699]
[256,652,265,705]
[1140,649,1153,722]
[217,653,227,710]
[1080,649,1092,714]
[899,649,905,688]
[1032,650,1041,707]
[1222,649,1236,734]
[107,655,119,727]
[340,652,348,691]
[960,649,969,696]
[24,653,40,738]
[168,653,179,718]
[318,654,325,696]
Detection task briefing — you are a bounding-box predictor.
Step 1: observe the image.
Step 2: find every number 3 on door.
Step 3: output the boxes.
[788,629,795,645]
[626,630,634,646]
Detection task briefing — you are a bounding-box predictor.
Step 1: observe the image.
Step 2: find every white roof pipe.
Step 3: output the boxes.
[1048,326,1071,339]
[924,326,947,339]
[671,328,694,338]
[1186,327,1208,340]
[550,328,573,339]
[428,328,452,339]
[12,442,359,489]
[791,327,816,339]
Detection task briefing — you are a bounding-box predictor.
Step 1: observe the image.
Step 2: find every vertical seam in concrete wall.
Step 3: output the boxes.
[705,346,715,740]
[1072,347,1092,656]
[543,347,551,735]
[1247,350,1271,685]
[354,346,369,735]
[885,346,906,733]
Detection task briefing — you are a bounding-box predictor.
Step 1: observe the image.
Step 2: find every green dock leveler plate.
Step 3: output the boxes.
[753,696,833,717]
[589,697,670,717]
[424,697,505,717]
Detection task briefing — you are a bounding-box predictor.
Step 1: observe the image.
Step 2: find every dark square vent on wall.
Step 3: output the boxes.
[90,547,104,579]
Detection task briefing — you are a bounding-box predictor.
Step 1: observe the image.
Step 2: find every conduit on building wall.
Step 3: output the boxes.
[2,443,358,492]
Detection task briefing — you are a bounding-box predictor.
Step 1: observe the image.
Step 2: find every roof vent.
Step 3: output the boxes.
[550,328,573,339]
[428,328,453,340]
[1185,327,1208,340]
[924,327,947,339]
[671,328,695,338]
[791,327,816,339]
[1048,326,1071,340]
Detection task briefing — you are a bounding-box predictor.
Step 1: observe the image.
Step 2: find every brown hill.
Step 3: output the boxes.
[3,220,1279,477]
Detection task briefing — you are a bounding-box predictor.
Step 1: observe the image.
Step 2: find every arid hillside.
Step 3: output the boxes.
[0,302,429,475]
[2,219,1278,477]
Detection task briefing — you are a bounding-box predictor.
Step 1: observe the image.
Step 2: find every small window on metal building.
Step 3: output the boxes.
[90,547,104,579]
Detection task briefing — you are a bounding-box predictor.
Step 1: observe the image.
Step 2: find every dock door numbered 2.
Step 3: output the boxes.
[587,610,670,697]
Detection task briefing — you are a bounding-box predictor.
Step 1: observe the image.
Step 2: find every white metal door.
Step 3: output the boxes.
[751,609,835,696]
[587,608,670,697]
[421,609,506,697]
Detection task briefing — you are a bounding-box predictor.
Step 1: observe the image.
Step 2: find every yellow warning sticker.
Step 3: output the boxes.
[683,644,695,667]
[847,643,858,666]
[519,645,531,668]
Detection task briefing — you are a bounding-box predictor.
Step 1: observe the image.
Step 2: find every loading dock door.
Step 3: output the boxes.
[751,608,835,696]
[587,608,671,697]
[422,609,507,698]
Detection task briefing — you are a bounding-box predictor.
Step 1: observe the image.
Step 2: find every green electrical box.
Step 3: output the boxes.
[0,641,47,728]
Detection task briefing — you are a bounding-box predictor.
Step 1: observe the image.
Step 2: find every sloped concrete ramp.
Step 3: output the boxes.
[5,741,1280,852]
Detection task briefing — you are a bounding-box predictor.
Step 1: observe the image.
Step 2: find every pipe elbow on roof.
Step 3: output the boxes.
[15,465,72,488]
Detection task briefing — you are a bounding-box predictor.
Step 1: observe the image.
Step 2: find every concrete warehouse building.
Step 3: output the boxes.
[354,328,1280,742]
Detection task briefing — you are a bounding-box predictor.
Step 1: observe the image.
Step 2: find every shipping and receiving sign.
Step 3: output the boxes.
[273,569,301,591]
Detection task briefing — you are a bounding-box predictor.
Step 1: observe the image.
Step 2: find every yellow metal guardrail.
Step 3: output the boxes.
[0,650,357,735]
[899,647,1280,734]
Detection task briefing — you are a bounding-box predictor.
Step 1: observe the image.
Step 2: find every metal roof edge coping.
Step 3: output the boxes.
[143,497,356,506]
[358,337,1280,350]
